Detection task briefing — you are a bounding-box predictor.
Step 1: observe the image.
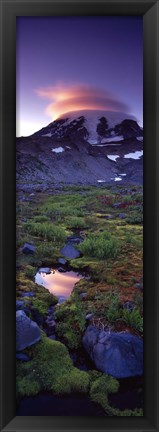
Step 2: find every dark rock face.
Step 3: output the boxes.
[16,111,143,189]
[60,243,81,259]
[96,117,108,138]
[16,310,41,351]
[114,119,143,140]
[22,243,36,254]
[82,325,143,378]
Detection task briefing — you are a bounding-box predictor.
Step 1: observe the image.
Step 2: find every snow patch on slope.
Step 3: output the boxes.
[42,132,52,137]
[52,147,64,153]
[124,151,143,160]
[107,155,119,162]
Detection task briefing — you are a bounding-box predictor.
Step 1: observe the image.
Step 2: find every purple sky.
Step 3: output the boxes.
[16,16,143,136]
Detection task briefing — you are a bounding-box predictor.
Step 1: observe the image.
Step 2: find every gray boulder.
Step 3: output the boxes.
[118,213,127,219]
[39,267,51,274]
[16,300,24,310]
[16,310,41,351]
[58,257,67,265]
[48,335,56,341]
[16,352,31,362]
[58,267,67,273]
[22,243,36,254]
[67,235,83,244]
[21,292,35,298]
[60,243,81,259]
[86,313,94,321]
[82,325,143,378]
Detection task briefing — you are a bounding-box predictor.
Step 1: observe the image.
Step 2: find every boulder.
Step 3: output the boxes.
[16,310,41,351]
[16,300,24,311]
[82,325,143,378]
[21,292,35,298]
[39,267,51,274]
[22,243,36,254]
[60,243,81,259]
[16,352,31,362]
[86,313,94,321]
[58,257,67,265]
[67,235,84,245]
[58,296,67,304]
[48,335,56,341]
[80,292,87,299]
[134,283,143,291]
[118,213,127,219]
[58,267,67,273]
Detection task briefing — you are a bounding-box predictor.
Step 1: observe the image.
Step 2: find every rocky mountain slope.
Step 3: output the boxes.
[16,110,143,191]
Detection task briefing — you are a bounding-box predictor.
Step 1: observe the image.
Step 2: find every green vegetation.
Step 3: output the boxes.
[90,374,143,416]
[55,293,86,349]
[123,308,143,333]
[17,334,142,416]
[16,272,58,317]
[78,232,121,259]
[25,221,66,243]
[16,334,90,397]
[16,185,143,415]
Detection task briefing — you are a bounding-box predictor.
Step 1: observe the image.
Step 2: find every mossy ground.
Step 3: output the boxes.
[16,185,143,415]
[16,334,143,416]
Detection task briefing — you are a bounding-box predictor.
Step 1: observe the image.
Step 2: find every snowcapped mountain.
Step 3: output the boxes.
[32,110,143,145]
[16,110,143,192]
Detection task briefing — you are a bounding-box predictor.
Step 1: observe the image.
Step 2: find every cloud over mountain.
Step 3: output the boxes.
[36,83,130,120]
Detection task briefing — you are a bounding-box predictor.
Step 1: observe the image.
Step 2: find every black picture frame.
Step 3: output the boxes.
[0,0,159,431]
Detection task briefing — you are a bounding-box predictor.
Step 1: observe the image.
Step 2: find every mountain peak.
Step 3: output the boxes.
[33,109,142,144]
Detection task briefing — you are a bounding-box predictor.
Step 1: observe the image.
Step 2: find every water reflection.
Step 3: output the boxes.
[35,268,83,303]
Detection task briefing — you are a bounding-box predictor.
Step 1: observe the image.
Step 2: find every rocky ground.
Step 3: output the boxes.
[16,135,143,191]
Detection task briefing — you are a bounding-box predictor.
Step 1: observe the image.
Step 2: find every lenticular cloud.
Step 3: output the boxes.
[35,83,129,120]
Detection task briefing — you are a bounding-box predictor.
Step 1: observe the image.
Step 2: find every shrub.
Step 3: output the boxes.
[66,217,86,229]
[126,214,143,225]
[55,294,86,349]
[123,308,143,333]
[79,232,121,260]
[25,222,66,243]
[33,215,49,223]
[25,265,35,279]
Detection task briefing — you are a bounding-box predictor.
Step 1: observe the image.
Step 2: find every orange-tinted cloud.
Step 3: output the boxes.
[35,83,129,120]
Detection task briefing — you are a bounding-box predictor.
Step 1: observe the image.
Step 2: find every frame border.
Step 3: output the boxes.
[0,0,159,431]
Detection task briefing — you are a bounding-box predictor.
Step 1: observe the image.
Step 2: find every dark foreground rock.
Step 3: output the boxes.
[60,243,81,259]
[16,352,31,362]
[22,243,36,254]
[82,325,143,378]
[16,310,41,351]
